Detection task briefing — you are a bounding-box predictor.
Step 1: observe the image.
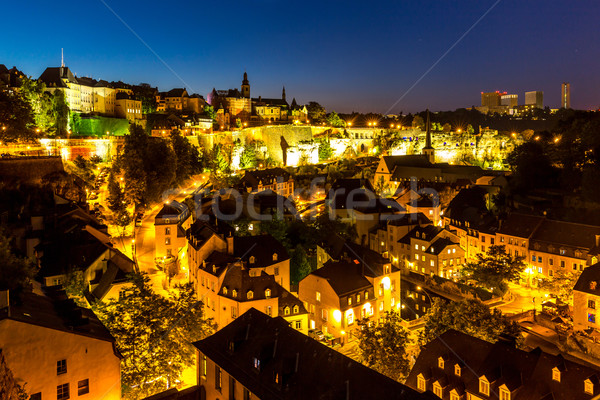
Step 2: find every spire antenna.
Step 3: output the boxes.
[61,48,64,67]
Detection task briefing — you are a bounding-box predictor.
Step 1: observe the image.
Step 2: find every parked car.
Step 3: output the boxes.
[308,329,324,341]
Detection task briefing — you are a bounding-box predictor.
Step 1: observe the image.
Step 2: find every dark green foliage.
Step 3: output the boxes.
[0,89,34,140]
[290,244,312,286]
[0,230,36,291]
[419,298,523,347]
[94,273,215,399]
[306,101,326,121]
[107,172,127,213]
[170,130,203,185]
[356,310,411,381]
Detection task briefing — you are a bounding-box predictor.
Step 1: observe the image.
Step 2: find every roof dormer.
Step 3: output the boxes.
[249,256,255,264]
[247,290,254,300]
[585,378,594,395]
[437,356,445,369]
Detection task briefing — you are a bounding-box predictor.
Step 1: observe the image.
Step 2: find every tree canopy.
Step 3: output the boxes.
[419,298,523,347]
[356,310,412,381]
[94,274,214,399]
[462,245,526,290]
[0,230,36,292]
[326,111,346,128]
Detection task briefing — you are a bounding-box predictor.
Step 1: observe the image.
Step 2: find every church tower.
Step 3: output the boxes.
[422,109,435,164]
[282,86,286,102]
[241,72,250,98]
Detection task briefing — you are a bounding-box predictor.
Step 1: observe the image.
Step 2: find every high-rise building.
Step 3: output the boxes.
[481,91,503,107]
[525,90,544,108]
[501,94,518,108]
[561,82,571,109]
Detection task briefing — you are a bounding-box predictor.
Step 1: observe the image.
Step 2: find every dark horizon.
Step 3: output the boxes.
[2,0,599,113]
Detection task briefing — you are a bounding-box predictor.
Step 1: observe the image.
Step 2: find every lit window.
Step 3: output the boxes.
[417,375,426,392]
[552,368,561,382]
[589,313,596,324]
[479,378,489,396]
[223,287,228,295]
[247,291,254,300]
[232,289,237,298]
[284,306,290,315]
[347,312,354,325]
[454,364,461,376]
[500,388,511,400]
[450,392,459,400]
[316,291,321,302]
[293,305,299,313]
[265,289,271,298]
[589,300,596,309]
[585,379,594,395]
[249,256,255,264]
[433,382,442,398]
[348,297,352,305]
[438,357,444,369]
[273,253,278,261]
[365,291,369,300]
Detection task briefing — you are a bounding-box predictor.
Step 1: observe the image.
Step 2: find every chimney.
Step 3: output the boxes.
[227,234,234,255]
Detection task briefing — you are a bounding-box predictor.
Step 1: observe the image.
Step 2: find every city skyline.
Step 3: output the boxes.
[2,1,599,113]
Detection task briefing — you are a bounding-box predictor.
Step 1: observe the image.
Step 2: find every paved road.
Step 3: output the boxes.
[495,283,549,315]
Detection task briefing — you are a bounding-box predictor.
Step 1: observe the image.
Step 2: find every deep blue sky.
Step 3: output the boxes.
[2,0,599,113]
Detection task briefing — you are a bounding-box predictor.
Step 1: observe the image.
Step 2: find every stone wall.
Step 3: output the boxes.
[0,156,64,183]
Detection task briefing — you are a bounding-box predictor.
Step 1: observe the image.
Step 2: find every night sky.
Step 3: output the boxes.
[2,0,599,113]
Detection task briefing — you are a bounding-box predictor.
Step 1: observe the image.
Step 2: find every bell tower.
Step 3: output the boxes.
[241,71,250,98]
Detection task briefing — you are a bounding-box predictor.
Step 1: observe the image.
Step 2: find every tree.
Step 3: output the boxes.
[51,90,70,136]
[239,144,257,169]
[204,104,216,121]
[210,144,229,173]
[94,274,215,399]
[326,111,346,128]
[466,124,475,135]
[306,101,326,121]
[317,138,333,161]
[462,245,526,291]
[63,270,88,307]
[107,172,127,214]
[419,298,522,346]
[538,270,578,304]
[259,215,290,249]
[356,310,412,381]
[0,230,36,291]
[290,245,312,286]
[506,141,557,193]
[412,115,424,130]
[442,123,452,133]
[0,90,34,140]
[170,130,203,185]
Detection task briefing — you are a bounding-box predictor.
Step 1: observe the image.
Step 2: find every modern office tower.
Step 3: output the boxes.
[525,90,544,108]
[501,94,518,107]
[561,82,571,109]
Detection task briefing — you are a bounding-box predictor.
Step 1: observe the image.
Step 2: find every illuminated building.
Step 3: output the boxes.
[299,245,400,340]
[501,93,518,108]
[194,308,425,400]
[154,200,192,263]
[114,92,142,122]
[0,290,121,400]
[481,91,503,107]
[525,90,544,108]
[395,225,464,278]
[561,82,571,109]
[407,329,600,399]
[240,167,294,197]
[156,88,205,113]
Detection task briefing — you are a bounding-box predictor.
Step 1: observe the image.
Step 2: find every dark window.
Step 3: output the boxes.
[29,393,41,400]
[78,379,89,396]
[229,376,236,400]
[57,383,70,400]
[243,388,251,400]
[589,313,596,324]
[57,359,67,375]
[589,300,596,309]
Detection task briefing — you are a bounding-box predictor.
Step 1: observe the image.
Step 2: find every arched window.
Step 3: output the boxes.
[232,290,237,298]
[265,289,271,298]
[223,287,228,295]
[247,291,254,300]
[273,253,278,261]
[284,306,290,315]
[249,256,255,264]
[293,305,299,314]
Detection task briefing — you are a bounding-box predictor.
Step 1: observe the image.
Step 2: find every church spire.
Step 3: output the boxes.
[422,109,435,164]
[282,86,286,101]
[425,109,432,149]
